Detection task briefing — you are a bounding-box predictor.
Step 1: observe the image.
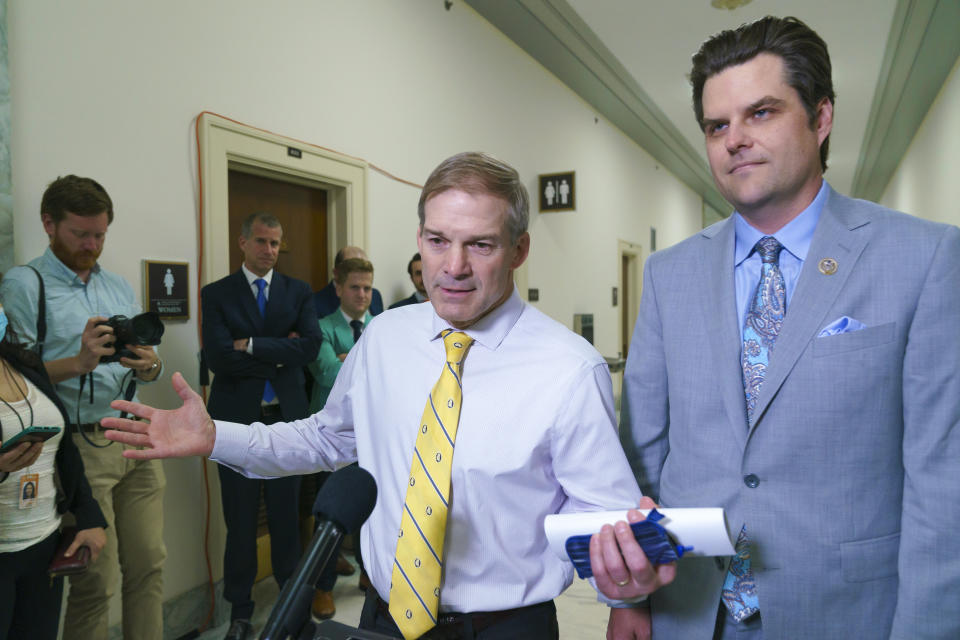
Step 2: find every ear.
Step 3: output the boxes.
[815,97,833,147]
[41,213,56,238]
[333,280,343,299]
[510,232,530,270]
[415,225,424,254]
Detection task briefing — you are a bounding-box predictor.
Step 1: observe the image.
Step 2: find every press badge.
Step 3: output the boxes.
[19,473,39,509]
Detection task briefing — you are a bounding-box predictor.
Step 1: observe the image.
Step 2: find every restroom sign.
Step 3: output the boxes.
[539,171,575,212]
[144,260,189,319]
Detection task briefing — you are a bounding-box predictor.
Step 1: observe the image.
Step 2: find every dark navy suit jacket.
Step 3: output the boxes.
[202,270,321,423]
[388,292,420,309]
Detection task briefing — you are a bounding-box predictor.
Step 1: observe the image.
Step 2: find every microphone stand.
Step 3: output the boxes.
[259,521,342,640]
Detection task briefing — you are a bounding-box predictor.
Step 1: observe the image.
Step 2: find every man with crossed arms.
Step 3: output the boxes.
[101,152,672,639]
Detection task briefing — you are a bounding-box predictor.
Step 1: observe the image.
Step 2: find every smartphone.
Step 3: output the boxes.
[0,426,62,454]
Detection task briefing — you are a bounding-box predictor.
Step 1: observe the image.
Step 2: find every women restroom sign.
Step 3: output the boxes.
[144,260,189,319]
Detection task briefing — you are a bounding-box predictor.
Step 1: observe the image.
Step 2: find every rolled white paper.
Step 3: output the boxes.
[544,508,735,560]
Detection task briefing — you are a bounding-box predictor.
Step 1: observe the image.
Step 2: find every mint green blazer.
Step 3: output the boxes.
[308,308,370,414]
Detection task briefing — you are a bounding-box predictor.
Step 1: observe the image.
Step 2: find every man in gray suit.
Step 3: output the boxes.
[593,16,960,640]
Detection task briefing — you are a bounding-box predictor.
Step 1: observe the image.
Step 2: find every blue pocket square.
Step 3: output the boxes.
[818,316,867,337]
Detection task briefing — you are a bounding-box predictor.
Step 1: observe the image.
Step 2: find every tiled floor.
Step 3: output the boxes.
[197,559,610,639]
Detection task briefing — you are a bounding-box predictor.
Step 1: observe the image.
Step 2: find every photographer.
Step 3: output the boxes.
[0,175,166,640]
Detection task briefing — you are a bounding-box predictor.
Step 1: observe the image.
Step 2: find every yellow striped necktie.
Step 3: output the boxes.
[389,329,473,640]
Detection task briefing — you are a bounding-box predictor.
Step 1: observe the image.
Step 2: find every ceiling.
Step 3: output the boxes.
[466,0,960,216]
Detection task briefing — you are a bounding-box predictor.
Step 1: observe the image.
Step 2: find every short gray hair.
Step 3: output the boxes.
[240,211,281,238]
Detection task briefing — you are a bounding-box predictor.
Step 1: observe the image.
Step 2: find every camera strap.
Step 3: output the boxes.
[25,266,46,358]
[119,374,136,420]
[75,372,113,448]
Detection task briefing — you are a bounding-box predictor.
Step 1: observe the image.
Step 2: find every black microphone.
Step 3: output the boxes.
[260,465,377,640]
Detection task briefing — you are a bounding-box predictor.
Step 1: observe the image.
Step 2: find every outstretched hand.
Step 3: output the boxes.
[102,372,216,460]
[590,496,677,600]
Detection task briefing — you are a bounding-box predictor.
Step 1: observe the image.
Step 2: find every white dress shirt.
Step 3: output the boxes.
[212,288,642,612]
[240,264,273,355]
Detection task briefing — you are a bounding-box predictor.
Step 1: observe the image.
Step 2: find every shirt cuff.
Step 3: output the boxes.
[246,338,254,354]
[210,420,250,470]
[590,577,649,608]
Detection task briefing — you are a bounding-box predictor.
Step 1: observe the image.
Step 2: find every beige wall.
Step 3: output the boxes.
[881,57,960,226]
[7,0,702,617]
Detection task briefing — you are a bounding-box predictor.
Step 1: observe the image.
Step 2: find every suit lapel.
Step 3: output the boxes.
[749,189,872,434]
[338,310,370,349]
[264,272,286,330]
[697,217,751,449]
[332,311,352,351]
[234,270,265,331]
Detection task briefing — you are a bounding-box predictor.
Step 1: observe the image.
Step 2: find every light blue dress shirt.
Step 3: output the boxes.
[0,247,157,424]
[734,181,829,330]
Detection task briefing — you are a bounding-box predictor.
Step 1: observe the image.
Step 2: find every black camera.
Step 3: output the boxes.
[98,312,165,363]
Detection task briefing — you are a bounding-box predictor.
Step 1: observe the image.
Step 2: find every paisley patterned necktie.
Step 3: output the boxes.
[389,330,473,640]
[723,236,785,622]
[740,236,786,421]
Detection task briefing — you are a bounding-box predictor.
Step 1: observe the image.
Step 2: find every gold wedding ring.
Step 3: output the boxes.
[615,578,631,587]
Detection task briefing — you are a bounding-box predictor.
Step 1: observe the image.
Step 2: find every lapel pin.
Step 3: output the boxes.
[818,258,838,275]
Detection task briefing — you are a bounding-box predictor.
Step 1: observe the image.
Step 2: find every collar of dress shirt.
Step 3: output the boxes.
[733,180,829,268]
[339,308,370,326]
[42,246,101,285]
[428,285,523,351]
[241,263,273,288]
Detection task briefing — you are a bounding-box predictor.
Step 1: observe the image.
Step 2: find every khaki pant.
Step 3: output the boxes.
[63,431,166,640]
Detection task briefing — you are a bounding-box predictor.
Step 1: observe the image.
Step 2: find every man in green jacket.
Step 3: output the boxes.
[306,256,374,617]
[308,258,374,413]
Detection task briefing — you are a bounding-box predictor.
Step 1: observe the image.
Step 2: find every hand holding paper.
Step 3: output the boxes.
[591,505,677,601]
[544,501,734,600]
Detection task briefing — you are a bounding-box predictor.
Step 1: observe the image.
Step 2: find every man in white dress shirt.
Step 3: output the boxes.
[102,152,673,639]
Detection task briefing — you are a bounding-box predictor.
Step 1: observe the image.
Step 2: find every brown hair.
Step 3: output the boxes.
[417,152,529,243]
[690,16,835,171]
[333,258,374,285]
[40,175,114,224]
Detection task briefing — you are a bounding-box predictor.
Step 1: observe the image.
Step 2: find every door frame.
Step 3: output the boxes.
[618,239,642,358]
[197,113,367,286]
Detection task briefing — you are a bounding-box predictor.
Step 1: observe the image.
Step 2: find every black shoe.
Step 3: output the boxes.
[224,618,253,640]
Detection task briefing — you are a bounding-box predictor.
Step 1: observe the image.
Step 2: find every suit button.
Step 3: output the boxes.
[744,474,760,488]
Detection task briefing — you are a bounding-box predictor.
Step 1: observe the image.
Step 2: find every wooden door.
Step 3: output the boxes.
[227,170,328,289]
